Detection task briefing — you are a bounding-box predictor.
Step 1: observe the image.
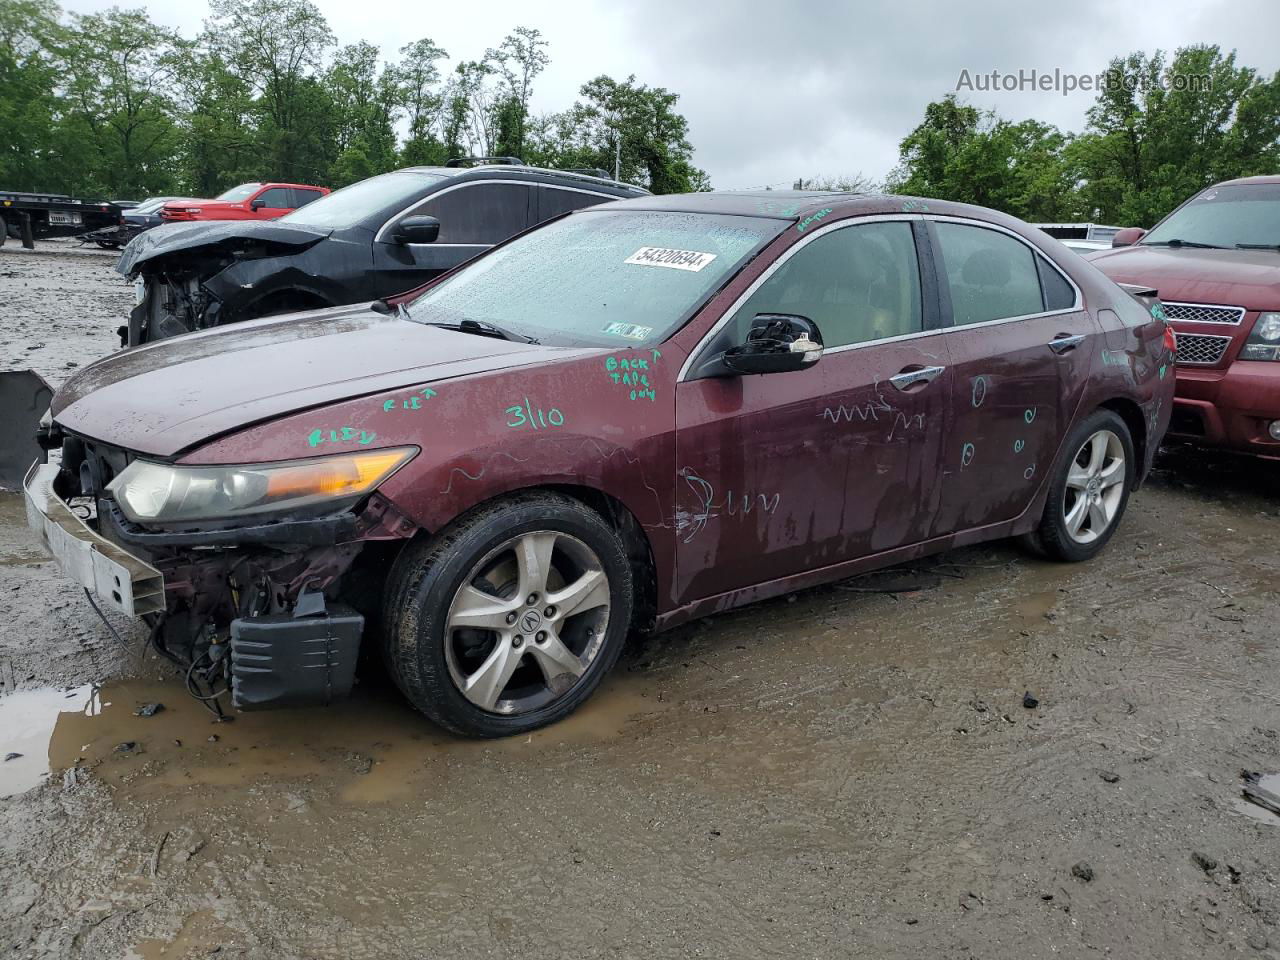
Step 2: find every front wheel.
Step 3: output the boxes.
[1028,409,1135,562]
[383,493,634,737]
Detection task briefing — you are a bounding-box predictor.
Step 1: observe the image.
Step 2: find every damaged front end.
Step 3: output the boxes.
[116,222,332,347]
[26,431,418,714]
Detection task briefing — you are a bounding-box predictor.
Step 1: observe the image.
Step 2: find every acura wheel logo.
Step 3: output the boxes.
[520,610,542,633]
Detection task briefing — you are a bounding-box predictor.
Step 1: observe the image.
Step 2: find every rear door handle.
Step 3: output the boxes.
[1048,333,1086,354]
[889,365,946,391]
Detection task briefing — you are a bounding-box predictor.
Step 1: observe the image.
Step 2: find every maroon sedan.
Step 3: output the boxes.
[1089,176,1280,458]
[25,192,1174,737]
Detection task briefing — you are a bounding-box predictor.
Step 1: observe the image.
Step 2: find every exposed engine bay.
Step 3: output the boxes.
[47,431,417,717]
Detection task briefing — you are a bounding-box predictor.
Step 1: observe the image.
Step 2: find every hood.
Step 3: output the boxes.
[52,306,593,458]
[116,219,332,275]
[1087,245,1280,311]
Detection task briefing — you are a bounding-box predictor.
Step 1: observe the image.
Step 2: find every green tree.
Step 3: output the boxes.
[325,41,399,183]
[393,36,448,166]
[486,26,548,158]
[0,0,73,192]
[204,0,335,182]
[530,75,708,192]
[886,94,1078,221]
[1071,46,1280,225]
[175,50,257,196]
[58,7,183,196]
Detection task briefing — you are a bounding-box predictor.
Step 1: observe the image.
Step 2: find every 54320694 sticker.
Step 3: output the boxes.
[602,321,653,340]
[624,246,717,272]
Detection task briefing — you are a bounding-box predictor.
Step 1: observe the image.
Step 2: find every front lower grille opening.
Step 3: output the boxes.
[1175,333,1231,366]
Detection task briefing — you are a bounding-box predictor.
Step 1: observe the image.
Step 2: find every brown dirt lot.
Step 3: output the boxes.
[2,242,1279,960]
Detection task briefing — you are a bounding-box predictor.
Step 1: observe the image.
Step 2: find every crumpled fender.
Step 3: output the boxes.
[115,220,332,276]
[202,259,347,317]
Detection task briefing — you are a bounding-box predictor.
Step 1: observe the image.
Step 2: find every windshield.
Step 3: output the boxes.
[215,183,261,202]
[281,171,447,229]
[403,210,784,347]
[1144,183,1280,248]
[133,198,170,214]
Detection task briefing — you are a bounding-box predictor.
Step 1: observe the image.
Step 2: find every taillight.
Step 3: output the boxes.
[1163,325,1177,355]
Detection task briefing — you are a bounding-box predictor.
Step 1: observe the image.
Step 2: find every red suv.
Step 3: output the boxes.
[1089,176,1280,458]
[161,182,329,223]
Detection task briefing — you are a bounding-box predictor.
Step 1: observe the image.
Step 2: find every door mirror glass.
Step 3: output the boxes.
[1111,227,1146,247]
[723,314,823,375]
[393,215,441,245]
[249,198,266,210]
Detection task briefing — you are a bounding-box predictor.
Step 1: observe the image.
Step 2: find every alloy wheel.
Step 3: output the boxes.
[444,531,611,715]
[1062,429,1126,545]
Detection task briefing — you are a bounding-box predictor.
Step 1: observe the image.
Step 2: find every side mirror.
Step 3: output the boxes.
[722,314,823,376]
[392,215,441,245]
[250,198,266,211]
[1112,227,1146,248]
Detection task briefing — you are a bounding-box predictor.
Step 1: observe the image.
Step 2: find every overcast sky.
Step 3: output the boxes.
[61,0,1280,189]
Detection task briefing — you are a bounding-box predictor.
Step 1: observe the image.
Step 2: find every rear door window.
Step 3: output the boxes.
[537,186,613,222]
[414,182,533,244]
[291,188,324,208]
[934,222,1045,325]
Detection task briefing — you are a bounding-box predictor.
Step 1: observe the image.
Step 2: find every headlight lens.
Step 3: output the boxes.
[1242,312,1280,361]
[107,447,416,524]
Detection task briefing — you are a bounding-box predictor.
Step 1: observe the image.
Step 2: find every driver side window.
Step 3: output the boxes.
[728,220,923,349]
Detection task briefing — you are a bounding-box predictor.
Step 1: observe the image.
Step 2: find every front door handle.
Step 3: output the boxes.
[889,365,946,391]
[1048,333,1086,354]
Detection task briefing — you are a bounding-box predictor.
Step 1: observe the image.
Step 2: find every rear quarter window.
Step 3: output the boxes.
[1036,255,1077,311]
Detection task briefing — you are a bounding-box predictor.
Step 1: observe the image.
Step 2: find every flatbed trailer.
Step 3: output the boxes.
[0,190,121,249]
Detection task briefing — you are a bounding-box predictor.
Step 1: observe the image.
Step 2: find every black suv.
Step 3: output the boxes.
[117,161,649,345]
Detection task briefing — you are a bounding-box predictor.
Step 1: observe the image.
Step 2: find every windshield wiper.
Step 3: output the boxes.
[1235,243,1280,251]
[1143,238,1226,249]
[411,317,538,344]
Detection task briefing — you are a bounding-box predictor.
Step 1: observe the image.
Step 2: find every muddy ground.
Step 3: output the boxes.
[1,242,1279,960]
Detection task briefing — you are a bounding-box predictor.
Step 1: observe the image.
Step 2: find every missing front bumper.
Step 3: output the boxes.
[23,461,165,617]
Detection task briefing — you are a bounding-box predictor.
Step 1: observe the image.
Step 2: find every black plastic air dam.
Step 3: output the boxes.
[229,604,364,710]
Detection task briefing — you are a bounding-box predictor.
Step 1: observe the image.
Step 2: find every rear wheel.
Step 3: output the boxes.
[1029,409,1134,562]
[383,493,633,737]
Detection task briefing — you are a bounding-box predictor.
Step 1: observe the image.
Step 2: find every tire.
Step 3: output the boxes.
[382,492,634,737]
[1030,409,1135,563]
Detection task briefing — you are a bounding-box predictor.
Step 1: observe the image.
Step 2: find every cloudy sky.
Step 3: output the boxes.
[61,0,1280,189]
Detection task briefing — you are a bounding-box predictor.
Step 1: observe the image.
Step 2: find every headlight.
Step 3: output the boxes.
[107,447,417,525]
[1242,312,1280,361]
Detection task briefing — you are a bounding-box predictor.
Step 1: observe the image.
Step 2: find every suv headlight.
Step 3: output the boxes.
[1242,312,1280,361]
[107,447,417,525]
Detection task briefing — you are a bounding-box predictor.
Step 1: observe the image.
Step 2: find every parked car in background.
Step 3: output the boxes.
[118,163,649,345]
[29,191,1173,736]
[160,182,330,223]
[79,196,192,249]
[1088,175,1280,458]
[1036,223,1122,255]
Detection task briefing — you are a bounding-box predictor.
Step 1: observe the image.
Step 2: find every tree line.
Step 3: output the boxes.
[886,45,1280,227]
[0,0,709,199]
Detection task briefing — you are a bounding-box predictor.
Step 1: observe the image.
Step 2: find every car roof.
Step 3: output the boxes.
[393,164,650,196]
[1211,174,1280,187]
[589,189,866,218]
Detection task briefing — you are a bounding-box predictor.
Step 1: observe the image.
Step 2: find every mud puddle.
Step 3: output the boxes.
[0,685,95,797]
[4,670,670,805]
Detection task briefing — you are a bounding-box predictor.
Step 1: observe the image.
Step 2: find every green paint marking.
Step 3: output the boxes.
[307,426,376,448]
[796,208,833,233]
[506,399,564,430]
[1158,364,1168,379]
[380,386,438,413]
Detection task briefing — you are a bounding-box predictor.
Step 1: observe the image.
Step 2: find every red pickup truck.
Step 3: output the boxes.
[1088,175,1280,459]
[161,182,329,223]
